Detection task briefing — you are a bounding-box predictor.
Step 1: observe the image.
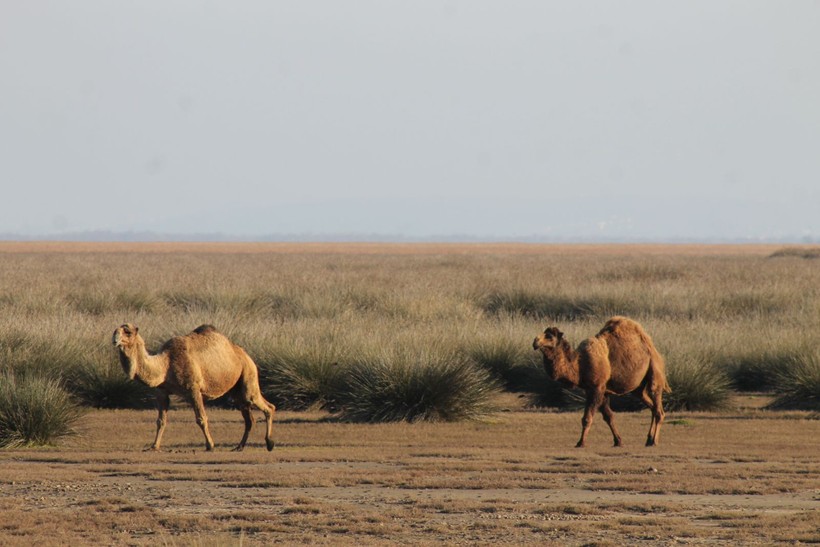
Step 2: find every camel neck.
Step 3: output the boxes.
[121,338,168,388]
[548,344,581,387]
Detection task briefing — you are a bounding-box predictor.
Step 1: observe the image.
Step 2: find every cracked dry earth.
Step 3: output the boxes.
[0,407,818,546]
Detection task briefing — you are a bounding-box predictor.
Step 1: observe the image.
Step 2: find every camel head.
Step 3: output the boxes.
[533,327,572,380]
[533,327,563,352]
[112,324,141,379]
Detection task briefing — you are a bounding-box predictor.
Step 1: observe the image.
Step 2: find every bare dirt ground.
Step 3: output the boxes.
[1,397,818,546]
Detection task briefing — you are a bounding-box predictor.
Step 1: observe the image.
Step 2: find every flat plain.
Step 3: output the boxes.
[0,401,818,546]
[0,242,818,545]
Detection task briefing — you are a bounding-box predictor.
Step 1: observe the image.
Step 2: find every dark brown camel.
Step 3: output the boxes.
[533,316,671,447]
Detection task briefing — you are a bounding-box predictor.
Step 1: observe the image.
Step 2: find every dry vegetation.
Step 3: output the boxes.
[0,242,818,545]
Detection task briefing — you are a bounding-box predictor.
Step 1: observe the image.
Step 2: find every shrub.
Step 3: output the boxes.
[0,373,84,448]
[338,348,499,423]
[664,355,732,411]
[768,351,820,410]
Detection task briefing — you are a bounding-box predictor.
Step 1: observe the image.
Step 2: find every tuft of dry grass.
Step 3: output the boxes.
[0,372,84,448]
[768,350,820,410]
[338,344,500,422]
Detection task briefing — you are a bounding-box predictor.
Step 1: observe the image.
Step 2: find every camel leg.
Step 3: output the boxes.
[577,389,604,448]
[600,396,623,447]
[190,392,215,451]
[148,392,170,451]
[240,366,276,451]
[640,387,665,447]
[250,394,276,451]
[649,388,665,446]
[233,404,253,452]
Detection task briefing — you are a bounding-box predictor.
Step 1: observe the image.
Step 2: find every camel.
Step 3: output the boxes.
[112,323,276,452]
[532,316,671,448]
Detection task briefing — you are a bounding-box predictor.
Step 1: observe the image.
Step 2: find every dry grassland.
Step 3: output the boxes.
[0,242,818,545]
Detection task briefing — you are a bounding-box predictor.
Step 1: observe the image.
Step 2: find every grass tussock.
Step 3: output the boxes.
[768,351,820,411]
[463,328,542,391]
[664,353,732,412]
[0,372,84,448]
[338,346,500,423]
[255,338,348,411]
[719,349,805,392]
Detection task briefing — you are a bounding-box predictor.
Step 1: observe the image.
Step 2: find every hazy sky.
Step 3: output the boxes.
[1,1,819,241]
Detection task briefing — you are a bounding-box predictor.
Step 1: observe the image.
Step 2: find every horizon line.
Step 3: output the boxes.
[0,229,818,245]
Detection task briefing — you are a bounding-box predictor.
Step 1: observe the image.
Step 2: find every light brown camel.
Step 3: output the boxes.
[532,316,671,448]
[112,323,276,452]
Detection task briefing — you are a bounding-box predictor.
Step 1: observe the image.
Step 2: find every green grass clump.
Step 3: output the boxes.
[338,347,499,423]
[0,373,84,448]
[768,351,820,410]
[664,355,732,411]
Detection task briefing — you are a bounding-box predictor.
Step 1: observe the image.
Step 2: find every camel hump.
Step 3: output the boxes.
[597,316,642,337]
[604,316,672,394]
[193,324,219,335]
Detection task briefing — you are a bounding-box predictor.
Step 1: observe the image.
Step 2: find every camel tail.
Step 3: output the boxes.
[654,350,672,394]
